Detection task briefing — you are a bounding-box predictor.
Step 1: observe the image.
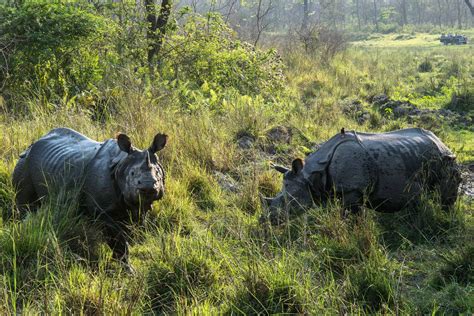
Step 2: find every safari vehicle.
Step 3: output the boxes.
[440,34,468,45]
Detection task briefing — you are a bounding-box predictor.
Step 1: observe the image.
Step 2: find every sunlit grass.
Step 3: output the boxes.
[0,32,472,313]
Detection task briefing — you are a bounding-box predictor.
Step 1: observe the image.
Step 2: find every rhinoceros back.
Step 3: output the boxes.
[303,128,457,211]
[25,128,103,195]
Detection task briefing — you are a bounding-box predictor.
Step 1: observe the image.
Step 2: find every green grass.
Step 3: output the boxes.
[0,31,473,314]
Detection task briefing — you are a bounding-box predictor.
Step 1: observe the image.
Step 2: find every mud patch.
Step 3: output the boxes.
[460,163,474,199]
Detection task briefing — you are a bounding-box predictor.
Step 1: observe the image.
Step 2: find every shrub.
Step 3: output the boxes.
[299,25,348,60]
[448,86,474,114]
[161,13,285,103]
[418,59,433,72]
[0,3,116,105]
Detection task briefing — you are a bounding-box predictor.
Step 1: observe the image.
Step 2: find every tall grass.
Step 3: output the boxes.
[0,38,472,313]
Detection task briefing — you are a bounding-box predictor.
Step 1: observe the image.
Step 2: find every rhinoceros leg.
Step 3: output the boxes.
[341,190,363,216]
[106,226,129,263]
[12,157,38,213]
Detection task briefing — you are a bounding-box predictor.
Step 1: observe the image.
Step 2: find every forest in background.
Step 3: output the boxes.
[0,0,472,314]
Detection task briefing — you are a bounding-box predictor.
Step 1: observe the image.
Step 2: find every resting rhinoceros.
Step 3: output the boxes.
[262,128,461,224]
[12,127,168,266]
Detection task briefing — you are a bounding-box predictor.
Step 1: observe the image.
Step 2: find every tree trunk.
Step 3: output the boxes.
[356,0,361,30]
[464,0,474,16]
[457,0,462,28]
[301,0,309,32]
[400,0,408,25]
[145,0,172,74]
[373,0,378,32]
[437,0,443,27]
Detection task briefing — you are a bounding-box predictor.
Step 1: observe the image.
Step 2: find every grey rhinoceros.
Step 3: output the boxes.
[262,128,461,224]
[12,127,168,267]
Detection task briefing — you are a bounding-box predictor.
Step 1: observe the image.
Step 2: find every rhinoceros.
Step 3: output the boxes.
[262,128,461,224]
[12,127,168,266]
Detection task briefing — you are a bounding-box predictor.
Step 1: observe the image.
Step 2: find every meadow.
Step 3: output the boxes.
[0,8,473,313]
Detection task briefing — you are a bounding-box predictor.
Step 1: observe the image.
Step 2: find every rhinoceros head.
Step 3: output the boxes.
[262,158,320,224]
[114,133,168,214]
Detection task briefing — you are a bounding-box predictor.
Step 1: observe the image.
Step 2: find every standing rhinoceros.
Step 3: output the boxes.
[13,127,168,267]
[262,128,461,224]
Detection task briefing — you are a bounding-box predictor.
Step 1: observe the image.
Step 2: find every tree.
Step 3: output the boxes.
[373,0,378,31]
[354,0,361,30]
[253,0,273,46]
[399,0,408,25]
[145,0,172,74]
[301,0,309,32]
[464,0,474,16]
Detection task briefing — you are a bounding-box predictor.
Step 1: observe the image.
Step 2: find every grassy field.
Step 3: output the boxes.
[0,31,473,314]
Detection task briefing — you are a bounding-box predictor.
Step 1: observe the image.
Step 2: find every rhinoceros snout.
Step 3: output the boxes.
[138,187,156,195]
[260,196,274,208]
[259,194,285,225]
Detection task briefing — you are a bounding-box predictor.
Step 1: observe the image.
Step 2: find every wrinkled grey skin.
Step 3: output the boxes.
[12,128,168,267]
[262,128,461,224]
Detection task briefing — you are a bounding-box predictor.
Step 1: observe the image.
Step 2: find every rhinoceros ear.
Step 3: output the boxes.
[117,133,132,154]
[150,133,168,153]
[291,158,304,175]
[272,163,289,174]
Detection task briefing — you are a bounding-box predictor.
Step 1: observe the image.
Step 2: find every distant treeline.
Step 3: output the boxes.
[177,0,473,33]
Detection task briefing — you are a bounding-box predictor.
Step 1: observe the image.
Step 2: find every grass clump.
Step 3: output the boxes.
[146,251,219,313]
[347,254,397,313]
[232,270,306,314]
[418,59,433,72]
[431,245,474,287]
[376,193,464,249]
[414,282,474,315]
[0,168,15,222]
[187,169,222,212]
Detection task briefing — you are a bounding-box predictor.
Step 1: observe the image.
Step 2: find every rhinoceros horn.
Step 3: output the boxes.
[260,194,273,208]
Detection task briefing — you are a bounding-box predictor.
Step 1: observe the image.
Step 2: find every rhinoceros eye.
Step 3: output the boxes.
[131,171,135,176]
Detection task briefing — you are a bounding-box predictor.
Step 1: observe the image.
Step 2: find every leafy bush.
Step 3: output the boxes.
[299,25,348,60]
[418,59,433,72]
[0,3,116,105]
[160,14,285,104]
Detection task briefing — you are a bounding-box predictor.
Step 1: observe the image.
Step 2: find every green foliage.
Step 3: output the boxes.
[0,169,15,222]
[0,5,472,312]
[161,13,285,107]
[376,193,464,249]
[232,270,305,314]
[146,246,219,313]
[432,245,474,287]
[448,85,474,114]
[187,169,221,211]
[414,282,474,315]
[348,258,396,312]
[418,59,433,72]
[0,3,116,104]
